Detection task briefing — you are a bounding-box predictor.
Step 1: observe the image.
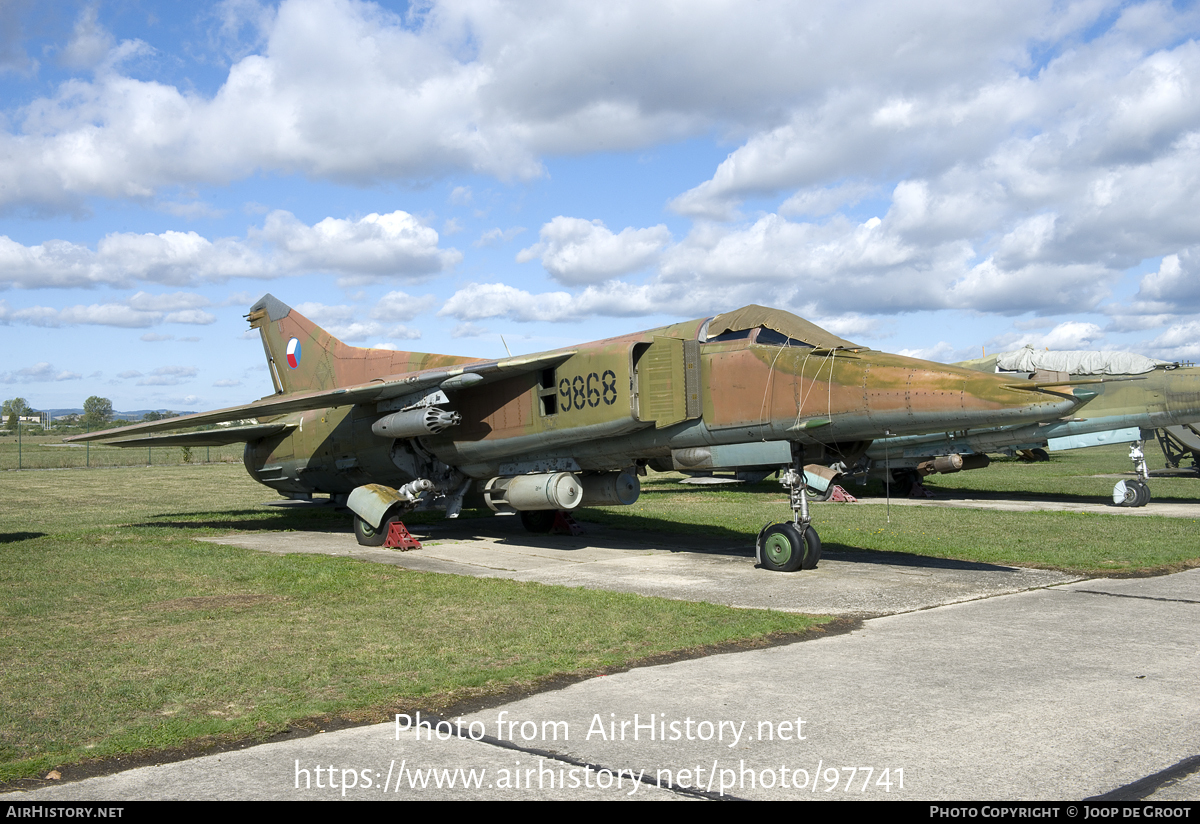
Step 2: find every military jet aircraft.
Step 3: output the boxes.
[830,347,1200,507]
[68,296,1087,572]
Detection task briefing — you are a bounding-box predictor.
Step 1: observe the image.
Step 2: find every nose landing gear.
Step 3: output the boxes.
[757,463,823,572]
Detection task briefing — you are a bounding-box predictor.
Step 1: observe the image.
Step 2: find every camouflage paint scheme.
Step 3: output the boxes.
[68,295,1086,535]
[857,358,1200,465]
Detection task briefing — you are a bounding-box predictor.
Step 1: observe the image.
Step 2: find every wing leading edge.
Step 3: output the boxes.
[65,349,577,445]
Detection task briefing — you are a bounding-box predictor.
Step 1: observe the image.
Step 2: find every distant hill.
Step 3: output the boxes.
[42,409,198,420]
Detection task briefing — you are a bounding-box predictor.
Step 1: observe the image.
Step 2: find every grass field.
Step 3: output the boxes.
[596,443,1200,575]
[1,442,1196,782]
[0,433,244,470]
[0,463,827,782]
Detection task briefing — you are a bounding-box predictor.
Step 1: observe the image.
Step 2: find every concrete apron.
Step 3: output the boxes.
[8,569,1199,801]
[197,513,1080,616]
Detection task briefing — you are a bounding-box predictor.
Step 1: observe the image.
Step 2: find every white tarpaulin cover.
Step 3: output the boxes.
[995,346,1168,376]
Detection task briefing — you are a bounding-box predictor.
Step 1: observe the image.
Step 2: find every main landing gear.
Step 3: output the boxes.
[353,514,422,549]
[519,509,583,535]
[354,512,397,546]
[756,463,822,572]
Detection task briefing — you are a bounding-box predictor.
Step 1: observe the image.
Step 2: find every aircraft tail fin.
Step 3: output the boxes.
[246,294,482,396]
[247,294,349,395]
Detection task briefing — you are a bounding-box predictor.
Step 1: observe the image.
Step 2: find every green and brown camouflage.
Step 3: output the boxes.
[68,295,1087,563]
[836,351,1200,507]
[860,355,1200,465]
[248,293,487,396]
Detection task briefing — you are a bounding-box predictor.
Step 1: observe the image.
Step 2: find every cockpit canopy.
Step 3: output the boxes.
[700,305,863,350]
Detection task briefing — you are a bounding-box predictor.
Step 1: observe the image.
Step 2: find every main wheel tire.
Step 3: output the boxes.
[1131,480,1152,507]
[354,514,394,547]
[885,469,919,496]
[520,509,558,533]
[760,523,812,572]
[1030,448,1050,462]
[800,526,822,570]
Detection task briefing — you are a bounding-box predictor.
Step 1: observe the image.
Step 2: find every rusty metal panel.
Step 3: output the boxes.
[455,375,536,440]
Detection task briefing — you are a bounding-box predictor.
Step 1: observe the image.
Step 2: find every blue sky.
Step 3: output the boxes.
[3,0,1200,412]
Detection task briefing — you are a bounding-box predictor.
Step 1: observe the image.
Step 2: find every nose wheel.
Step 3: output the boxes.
[757,464,822,572]
[759,523,822,572]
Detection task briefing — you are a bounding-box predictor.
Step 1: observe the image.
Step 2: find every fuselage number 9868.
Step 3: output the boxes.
[558,370,618,411]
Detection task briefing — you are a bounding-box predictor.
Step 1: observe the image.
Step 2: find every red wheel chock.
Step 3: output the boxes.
[829,485,858,502]
[384,521,422,550]
[550,511,584,535]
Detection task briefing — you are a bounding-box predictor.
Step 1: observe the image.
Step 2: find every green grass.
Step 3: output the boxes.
[917,443,1200,501]
[0,464,827,781]
[0,433,244,470]
[589,443,1200,575]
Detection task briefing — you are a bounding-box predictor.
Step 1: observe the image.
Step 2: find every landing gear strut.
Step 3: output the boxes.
[757,461,822,572]
[1113,440,1152,508]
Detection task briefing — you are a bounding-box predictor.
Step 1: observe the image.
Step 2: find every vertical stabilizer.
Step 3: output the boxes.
[247,294,346,395]
[246,294,485,396]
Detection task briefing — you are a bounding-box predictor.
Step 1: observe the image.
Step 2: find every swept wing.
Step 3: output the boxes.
[65,349,576,444]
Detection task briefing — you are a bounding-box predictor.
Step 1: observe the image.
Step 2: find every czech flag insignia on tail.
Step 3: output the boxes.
[286,337,301,369]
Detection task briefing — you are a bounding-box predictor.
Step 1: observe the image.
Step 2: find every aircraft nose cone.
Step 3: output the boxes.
[868,359,1091,436]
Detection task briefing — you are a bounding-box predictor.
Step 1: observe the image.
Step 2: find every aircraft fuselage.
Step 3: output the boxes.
[242,318,1082,498]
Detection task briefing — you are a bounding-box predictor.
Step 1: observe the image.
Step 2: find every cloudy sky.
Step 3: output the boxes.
[3,0,1200,412]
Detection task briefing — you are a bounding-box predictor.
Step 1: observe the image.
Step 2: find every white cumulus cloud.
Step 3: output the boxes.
[254,211,460,284]
[517,217,670,285]
[2,0,1120,213]
[0,363,83,384]
[0,211,457,290]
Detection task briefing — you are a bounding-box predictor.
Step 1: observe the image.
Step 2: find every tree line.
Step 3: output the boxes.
[3,396,179,433]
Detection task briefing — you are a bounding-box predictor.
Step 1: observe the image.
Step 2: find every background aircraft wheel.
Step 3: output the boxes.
[760,523,812,572]
[520,510,557,533]
[811,485,836,502]
[354,514,394,547]
[1112,480,1139,507]
[885,469,919,496]
[1030,448,1050,462]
